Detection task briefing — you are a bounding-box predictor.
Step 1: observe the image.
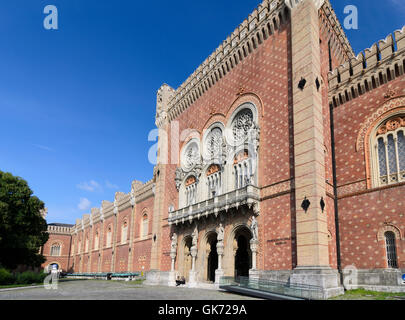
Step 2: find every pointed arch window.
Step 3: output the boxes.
[85,236,89,252]
[121,220,128,244]
[106,226,112,247]
[141,213,149,238]
[94,231,99,250]
[372,115,405,186]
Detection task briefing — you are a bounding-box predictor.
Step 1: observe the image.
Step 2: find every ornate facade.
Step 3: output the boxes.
[42,0,405,298]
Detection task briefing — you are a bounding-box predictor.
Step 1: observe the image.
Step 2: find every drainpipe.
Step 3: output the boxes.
[329,102,343,284]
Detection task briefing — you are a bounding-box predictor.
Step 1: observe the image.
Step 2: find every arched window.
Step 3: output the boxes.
[85,236,89,252]
[141,214,149,238]
[372,115,405,186]
[227,104,259,190]
[185,176,197,206]
[94,231,99,250]
[121,220,128,244]
[50,243,61,256]
[106,226,112,247]
[385,231,398,268]
[207,164,222,197]
[233,150,253,189]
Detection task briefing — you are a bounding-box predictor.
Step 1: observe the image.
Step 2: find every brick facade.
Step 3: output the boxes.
[40,0,405,295]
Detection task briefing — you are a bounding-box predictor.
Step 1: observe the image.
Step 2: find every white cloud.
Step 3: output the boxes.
[77,180,102,192]
[32,144,54,152]
[105,180,119,190]
[78,198,91,211]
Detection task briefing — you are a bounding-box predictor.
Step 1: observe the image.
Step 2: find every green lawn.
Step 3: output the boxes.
[0,283,43,289]
[330,288,405,300]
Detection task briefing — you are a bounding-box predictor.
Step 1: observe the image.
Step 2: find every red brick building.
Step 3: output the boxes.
[42,0,405,297]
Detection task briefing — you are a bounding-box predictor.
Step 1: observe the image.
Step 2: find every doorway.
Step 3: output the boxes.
[207,234,218,282]
[183,236,192,282]
[234,232,251,280]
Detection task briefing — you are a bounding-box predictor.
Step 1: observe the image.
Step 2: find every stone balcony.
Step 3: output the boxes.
[168,185,260,225]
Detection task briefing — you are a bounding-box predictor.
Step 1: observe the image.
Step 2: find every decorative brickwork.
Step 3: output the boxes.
[40,0,405,296]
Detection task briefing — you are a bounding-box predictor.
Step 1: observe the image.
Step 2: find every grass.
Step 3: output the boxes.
[0,283,43,289]
[330,288,405,300]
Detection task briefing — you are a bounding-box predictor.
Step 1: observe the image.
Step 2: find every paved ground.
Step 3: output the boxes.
[0,279,261,300]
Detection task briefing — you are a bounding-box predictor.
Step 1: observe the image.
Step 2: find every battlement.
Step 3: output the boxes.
[328,26,405,107]
[164,0,288,122]
[47,224,73,235]
[71,177,156,231]
[158,0,353,123]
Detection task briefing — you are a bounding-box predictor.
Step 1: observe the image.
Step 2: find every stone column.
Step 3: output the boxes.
[250,239,258,270]
[168,233,178,287]
[288,0,343,298]
[168,251,177,287]
[214,241,225,286]
[188,246,198,288]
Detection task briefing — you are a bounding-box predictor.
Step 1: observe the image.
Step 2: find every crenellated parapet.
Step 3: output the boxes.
[328,26,405,108]
[319,0,355,65]
[69,177,156,233]
[133,179,155,204]
[47,224,73,235]
[165,0,289,122]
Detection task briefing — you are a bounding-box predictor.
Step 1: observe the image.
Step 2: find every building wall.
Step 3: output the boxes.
[39,0,405,293]
[334,76,405,270]
[41,232,72,272]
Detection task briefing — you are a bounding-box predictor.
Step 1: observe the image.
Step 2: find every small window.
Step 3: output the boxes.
[142,214,149,238]
[385,231,398,268]
[106,226,112,247]
[94,232,99,250]
[233,150,253,189]
[122,221,128,243]
[185,176,197,206]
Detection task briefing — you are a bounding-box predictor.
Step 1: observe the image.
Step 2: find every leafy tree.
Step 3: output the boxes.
[0,171,49,270]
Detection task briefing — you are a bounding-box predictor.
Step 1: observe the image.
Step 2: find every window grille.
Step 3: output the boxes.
[385,231,398,268]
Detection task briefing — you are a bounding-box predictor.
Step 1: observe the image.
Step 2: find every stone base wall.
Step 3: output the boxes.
[144,270,170,286]
[343,268,405,292]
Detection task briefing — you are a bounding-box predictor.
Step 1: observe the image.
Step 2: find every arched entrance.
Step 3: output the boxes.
[47,263,59,273]
[183,236,192,282]
[206,233,218,282]
[233,227,252,280]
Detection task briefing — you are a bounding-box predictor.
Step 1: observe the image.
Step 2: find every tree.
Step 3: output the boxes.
[0,171,49,270]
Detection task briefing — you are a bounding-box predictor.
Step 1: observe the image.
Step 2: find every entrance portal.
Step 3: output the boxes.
[183,236,192,282]
[234,232,251,280]
[207,234,218,282]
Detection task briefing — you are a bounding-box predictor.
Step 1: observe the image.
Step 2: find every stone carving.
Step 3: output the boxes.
[232,109,254,144]
[250,216,258,241]
[376,116,405,136]
[356,97,405,151]
[217,223,224,242]
[206,127,223,159]
[184,143,200,170]
[175,167,184,191]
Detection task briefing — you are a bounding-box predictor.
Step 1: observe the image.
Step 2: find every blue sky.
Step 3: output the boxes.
[0,0,404,224]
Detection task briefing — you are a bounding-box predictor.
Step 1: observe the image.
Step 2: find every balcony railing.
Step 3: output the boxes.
[168,185,260,225]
